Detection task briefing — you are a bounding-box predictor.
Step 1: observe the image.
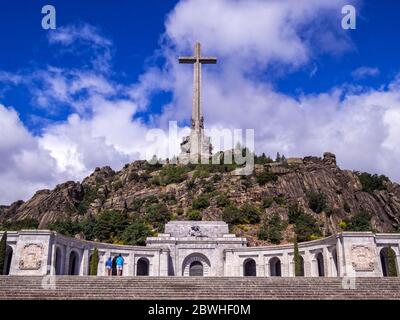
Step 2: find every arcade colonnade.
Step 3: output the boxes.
[1,222,400,278]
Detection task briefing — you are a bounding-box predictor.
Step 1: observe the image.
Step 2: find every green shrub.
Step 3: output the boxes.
[254,153,273,165]
[222,205,242,225]
[357,172,388,194]
[256,170,278,186]
[257,225,267,241]
[239,203,261,224]
[93,210,129,242]
[216,194,231,208]
[145,203,172,225]
[187,209,202,221]
[121,220,153,245]
[288,204,321,242]
[344,211,372,231]
[186,179,196,191]
[0,218,39,231]
[48,218,82,237]
[192,195,210,210]
[274,195,286,206]
[262,197,274,209]
[306,191,327,214]
[266,213,284,244]
[159,166,188,185]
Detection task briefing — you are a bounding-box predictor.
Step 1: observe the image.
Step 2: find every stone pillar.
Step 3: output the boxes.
[224,251,235,276]
[159,249,169,276]
[257,254,265,277]
[49,243,56,276]
[265,257,270,277]
[336,237,345,277]
[81,249,90,276]
[323,247,330,277]
[304,250,312,277]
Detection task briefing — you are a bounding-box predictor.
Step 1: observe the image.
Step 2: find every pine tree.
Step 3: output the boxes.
[387,247,398,277]
[89,248,99,276]
[276,152,281,163]
[0,232,7,275]
[293,236,302,276]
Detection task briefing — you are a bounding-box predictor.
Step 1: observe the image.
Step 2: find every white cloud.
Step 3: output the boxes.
[2,0,400,206]
[352,66,380,80]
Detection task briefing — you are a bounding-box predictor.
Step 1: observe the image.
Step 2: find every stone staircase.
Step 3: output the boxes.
[1,276,400,300]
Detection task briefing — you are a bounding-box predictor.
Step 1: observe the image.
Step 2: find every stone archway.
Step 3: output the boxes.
[269,257,281,277]
[380,247,398,277]
[182,253,211,276]
[3,245,13,275]
[68,250,80,275]
[243,258,256,277]
[136,258,150,276]
[316,253,325,277]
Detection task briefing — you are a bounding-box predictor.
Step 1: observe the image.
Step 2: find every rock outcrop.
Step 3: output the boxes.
[1,152,399,243]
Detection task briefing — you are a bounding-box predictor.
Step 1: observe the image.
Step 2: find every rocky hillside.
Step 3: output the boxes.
[1,152,399,245]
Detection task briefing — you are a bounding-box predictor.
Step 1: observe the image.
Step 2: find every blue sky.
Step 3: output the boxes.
[0,0,400,203]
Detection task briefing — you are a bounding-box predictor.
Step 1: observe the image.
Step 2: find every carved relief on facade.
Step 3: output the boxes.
[19,243,44,270]
[351,245,375,271]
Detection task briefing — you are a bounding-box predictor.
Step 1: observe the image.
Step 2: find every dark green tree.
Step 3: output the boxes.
[89,248,99,276]
[306,191,327,214]
[0,232,6,275]
[293,237,302,276]
[121,220,153,246]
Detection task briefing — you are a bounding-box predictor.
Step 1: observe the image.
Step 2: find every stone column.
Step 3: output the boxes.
[49,243,56,276]
[64,247,70,275]
[304,251,312,277]
[81,249,90,276]
[257,254,265,277]
[323,247,330,277]
[336,237,344,277]
[159,249,169,276]
[265,257,270,277]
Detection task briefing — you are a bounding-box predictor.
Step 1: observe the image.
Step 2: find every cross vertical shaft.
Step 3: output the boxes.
[178,42,217,161]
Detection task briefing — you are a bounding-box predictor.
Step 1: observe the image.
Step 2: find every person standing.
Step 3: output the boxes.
[105,257,113,276]
[116,254,124,276]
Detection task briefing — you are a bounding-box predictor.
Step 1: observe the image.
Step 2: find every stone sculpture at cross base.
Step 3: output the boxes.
[178,42,216,164]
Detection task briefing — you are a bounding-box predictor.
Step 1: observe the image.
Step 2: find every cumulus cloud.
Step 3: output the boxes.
[1,0,400,205]
[352,66,380,80]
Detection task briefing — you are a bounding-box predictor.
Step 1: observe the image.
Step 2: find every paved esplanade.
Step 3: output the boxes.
[179,43,216,162]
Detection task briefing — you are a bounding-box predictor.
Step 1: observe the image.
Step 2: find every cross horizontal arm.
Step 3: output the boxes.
[179,57,196,64]
[199,57,217,64]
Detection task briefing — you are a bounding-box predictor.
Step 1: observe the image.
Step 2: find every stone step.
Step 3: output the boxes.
[1,276,399,300]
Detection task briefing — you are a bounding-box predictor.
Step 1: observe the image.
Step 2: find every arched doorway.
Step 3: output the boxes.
[269,257,281,277]
[182,253,211,276]
[137,258,150,276]
[55,247,62,275]
[316,253,325,277]
[68,251,80,275]
[380,247,398,277]
[3,246,13,275]
[189,261,203,276]
[244,258,256,277]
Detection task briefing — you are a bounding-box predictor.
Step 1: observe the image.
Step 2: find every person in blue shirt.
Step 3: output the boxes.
[116,254,124,276]
[105,257,113,276]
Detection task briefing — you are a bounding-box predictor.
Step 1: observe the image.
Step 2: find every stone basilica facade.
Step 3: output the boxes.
[2,221,400,278]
